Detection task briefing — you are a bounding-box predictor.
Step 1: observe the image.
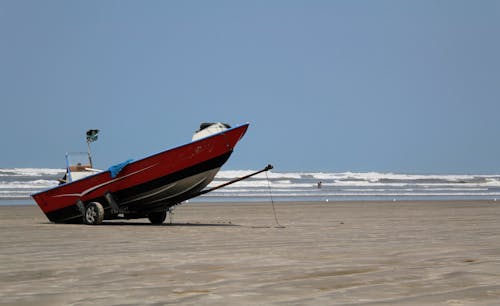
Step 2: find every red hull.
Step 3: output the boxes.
[32,124,249,223]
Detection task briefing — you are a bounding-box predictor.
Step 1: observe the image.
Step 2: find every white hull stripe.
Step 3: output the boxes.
[53,164,158,199]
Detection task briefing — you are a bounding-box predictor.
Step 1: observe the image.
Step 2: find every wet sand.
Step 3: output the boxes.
[2,201,500,305]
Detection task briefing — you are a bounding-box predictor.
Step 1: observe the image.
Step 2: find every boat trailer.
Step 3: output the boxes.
[78,164,274,225]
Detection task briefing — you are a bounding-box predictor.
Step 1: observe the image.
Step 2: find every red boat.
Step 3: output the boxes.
[32,123,270,225]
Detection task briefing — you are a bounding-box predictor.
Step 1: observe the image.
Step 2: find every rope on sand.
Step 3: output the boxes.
[265,171,285,228]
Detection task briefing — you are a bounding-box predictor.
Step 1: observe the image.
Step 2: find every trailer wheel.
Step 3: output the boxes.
[84,202,104,225]
[148,211,167,225]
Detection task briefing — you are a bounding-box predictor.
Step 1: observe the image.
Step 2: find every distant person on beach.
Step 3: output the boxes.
[317,181,322,189]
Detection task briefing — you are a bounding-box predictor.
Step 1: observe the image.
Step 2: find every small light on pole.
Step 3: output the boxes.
[86,129,99,168]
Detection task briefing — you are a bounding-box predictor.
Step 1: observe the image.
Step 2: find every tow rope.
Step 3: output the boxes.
[265,171,285,228]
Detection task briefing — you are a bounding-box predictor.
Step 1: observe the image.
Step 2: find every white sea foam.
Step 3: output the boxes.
[215,170,303,180]
[0,168,64,177]
[2,168,500,201]
[208,180,313,189]
[203,191,500,198]
[320,171,489,182]
[0,180,59,189]
[199,169,500,201]
[216,170,500,183]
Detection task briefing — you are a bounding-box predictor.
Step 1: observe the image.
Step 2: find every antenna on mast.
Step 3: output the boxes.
[86,129,99,168]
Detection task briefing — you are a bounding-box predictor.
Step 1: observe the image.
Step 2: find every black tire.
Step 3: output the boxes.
[148,211,167,225]
[84,202,104,225]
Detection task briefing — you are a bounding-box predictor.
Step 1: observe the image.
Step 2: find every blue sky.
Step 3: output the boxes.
[1,0,499,173]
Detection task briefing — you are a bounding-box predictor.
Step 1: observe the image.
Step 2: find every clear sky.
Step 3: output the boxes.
[1,0,499,173]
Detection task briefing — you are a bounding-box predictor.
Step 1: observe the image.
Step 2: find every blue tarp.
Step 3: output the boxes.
[108,159,133,178]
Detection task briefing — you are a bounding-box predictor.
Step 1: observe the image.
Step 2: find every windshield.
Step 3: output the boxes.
[66,152,91,171]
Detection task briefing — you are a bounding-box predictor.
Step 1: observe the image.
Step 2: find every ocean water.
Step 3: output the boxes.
[2,168,500,205]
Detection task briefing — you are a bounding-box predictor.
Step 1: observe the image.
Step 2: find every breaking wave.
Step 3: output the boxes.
[1,168,500,203]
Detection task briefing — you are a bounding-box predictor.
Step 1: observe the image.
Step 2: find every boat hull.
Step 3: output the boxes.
[32,124,248,223]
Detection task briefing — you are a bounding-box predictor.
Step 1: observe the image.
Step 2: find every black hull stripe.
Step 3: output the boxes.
[45,152,232,223]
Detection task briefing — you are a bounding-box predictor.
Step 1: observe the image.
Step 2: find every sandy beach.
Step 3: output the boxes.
[1,200,500,305]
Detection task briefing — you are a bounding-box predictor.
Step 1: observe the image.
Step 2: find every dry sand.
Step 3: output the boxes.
[1,200,500,305]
